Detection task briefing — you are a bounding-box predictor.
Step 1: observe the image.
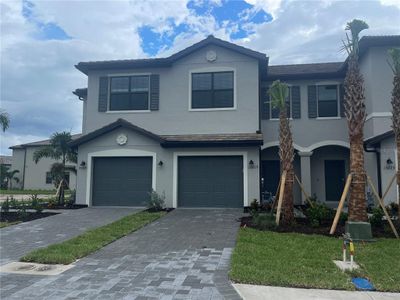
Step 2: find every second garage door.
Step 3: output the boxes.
[178,156,243,208]
[92,157,152,206]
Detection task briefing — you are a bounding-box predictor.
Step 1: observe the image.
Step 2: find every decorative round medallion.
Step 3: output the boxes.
[206,50,217,62]
[116,134,128,145]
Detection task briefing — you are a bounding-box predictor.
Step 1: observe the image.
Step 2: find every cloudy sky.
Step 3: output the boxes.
[1,0,399,155]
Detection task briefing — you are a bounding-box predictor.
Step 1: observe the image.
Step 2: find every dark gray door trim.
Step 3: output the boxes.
[86,149,156,206]
[173,152,248,207]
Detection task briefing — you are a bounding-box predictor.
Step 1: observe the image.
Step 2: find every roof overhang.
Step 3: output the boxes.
[364,130,394,147]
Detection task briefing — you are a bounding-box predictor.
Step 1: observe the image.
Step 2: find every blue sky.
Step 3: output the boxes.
[1,0,399,155]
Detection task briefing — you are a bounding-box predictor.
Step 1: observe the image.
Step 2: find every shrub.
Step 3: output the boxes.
[1,196,10,213]
[304,201,334,228]
[252,213,277,230]
[31,194,43,214]
[17,203,28,219]
[147,190,166,211]
[369,207,384,227]
[65,190,76,207]
[249,199,259,216]
[47,197,58,209]
[387,202,398,217]
[9,196,18,209]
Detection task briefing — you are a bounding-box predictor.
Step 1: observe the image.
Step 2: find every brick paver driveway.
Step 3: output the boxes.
[1,209,243,299]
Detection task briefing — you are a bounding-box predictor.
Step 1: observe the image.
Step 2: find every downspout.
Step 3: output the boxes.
[22,147,27,190]
[364,143,382,197]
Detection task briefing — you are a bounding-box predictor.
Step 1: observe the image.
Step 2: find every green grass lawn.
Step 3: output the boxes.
[0,189,70,195]
[21,210,166,264]
[230,228,400,292]
[0,221,21,228]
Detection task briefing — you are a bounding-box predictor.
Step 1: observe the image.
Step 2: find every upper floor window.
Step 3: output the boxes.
[269,87,292,119]
[317,85,338,118]
[109,76,149,111]
[191,71,234,109]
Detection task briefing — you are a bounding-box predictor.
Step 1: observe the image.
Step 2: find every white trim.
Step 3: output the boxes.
[105,110,151,114]
[172,151,248,208]
[107,72,152,77]
[85,149,156,206]
[316,117,342,120]
[188,67,237,111]
[262,140,350,152]
[365,112,392,121]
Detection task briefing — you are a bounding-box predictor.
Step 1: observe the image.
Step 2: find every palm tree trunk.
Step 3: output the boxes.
[279,108,295,225]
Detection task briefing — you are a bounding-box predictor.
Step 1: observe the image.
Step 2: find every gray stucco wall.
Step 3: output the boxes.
[11,147,77,191]
[83,45,260,135]
[379,137,398,205]
[75,127,260,207]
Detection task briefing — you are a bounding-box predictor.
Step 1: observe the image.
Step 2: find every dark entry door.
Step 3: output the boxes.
[178,156,243,207]
[92,157,152,206]
[262,160,280,198]
[324,160,345,202]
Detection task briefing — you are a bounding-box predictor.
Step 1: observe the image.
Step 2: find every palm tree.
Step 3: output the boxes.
[4,170,19,190]
[342,19,369,222]
[269,80,295,225]
[0,110,10,132]
[388,48,400,218]
[33,132,77,205]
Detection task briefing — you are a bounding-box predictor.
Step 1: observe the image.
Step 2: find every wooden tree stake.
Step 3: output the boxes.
[55,180,63,198]
[270,178,282,212]
[381,173,397,202]
[330,174,352,235]
[367,175,399,239]
[276,170,287,226]
[294,174,314,208]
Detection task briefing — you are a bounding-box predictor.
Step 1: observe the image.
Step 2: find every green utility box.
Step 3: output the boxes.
[345,221,373,241]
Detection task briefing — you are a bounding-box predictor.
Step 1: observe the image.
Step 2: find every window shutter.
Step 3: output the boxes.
[291,86,301,119]
[150,74,160,111]
[98,77,109,112]
[307,85,317,118]
[339,84,345,117]
[261,87,270,120]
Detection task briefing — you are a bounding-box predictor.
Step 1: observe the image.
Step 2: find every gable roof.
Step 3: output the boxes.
[75,35,268,75]
[364,130,394,146]
[73,88,87,100]
[69,118,263,148]
[10,134,83,150]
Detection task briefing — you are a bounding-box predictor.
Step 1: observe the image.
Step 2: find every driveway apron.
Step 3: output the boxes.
[1,209,243,299]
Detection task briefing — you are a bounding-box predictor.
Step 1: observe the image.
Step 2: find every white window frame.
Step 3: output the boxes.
[188,67,237,112]
[269,85,293,121]
[106,73,151,113]
[316,82,341,119]
[172,151,248,208]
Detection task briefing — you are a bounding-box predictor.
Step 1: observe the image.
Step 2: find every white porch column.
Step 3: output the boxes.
[298,151,313,204]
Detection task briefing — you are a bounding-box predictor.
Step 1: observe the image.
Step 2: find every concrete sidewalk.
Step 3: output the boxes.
[233,284,400,300]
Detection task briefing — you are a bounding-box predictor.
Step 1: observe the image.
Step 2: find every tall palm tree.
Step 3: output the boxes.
[342,19,369,222]
[388,48,400,218]
[269,80,295,225]
[33,132,77,205]
[0,110,10,132]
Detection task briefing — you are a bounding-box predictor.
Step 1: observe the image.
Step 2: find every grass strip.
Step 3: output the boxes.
[21,210,166,264]
[0,221,21,228]
[230,227,400,292]
[0,189,69,195]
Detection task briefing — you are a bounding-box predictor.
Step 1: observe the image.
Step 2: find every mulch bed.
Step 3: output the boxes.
[44,204,87,210]
[0,211,58,223]
[240,215,400,238]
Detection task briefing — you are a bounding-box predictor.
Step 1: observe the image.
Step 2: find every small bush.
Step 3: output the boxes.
[147,190,166,211]
[387,202,398,217]
[304,201,334,227]
[65,190,76,207]
[250,199,259,216]
[252,213,277,230]
[17,203,28,219]
[47,197,58,209]
[9,196,18,209]
[1,196,10,213]
[31,194,43,213]
[369,207,384,227]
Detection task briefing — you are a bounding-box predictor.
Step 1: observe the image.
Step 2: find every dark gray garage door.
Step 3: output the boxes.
[92,157,152,206]
[178,156,243,208]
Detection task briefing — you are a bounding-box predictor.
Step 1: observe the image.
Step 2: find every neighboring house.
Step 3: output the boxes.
[9,135,81,190]
[10,35,400,207]
[0,155,13,189]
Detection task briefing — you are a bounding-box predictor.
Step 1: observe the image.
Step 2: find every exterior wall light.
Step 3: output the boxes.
[158,160,164,167]
[79,161,86,169]
[249,160,254,168]
[385,158,394,170]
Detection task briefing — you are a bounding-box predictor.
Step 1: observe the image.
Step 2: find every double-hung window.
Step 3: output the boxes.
[109,75,150,111]
[317,85,339,117]
[268,87,291,119]
[191,71,234,109]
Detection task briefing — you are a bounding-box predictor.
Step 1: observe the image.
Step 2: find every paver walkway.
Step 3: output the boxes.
[0,207,141,265]
[0,209,243,299]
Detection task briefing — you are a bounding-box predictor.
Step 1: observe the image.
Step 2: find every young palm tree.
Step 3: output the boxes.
[388,48,400,218]
[4,170,19,190]
[342,19,369,222]
[33,132,77,205]
[269,80,295,225]
[0,110,10,132]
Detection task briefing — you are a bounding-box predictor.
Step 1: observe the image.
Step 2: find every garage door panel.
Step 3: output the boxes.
[92,157,152,206]
[178,156,243,208]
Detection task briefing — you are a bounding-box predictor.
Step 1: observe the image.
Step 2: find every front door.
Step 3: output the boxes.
[262,160,280,201]
[324,160,345,202]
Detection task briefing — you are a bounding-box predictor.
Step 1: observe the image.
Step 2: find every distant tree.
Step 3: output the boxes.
[0,110,10,132]
[33,132,76,205]
[3,169,19,190]
[269,80,295,225]
[388,48,400,218]
[342,19,369,222]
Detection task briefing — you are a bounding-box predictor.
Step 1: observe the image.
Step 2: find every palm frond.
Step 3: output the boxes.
[344,19,369,56]
[65,165,77,174]
[0,110,10,132]
[33,146,58,163]
[388,48,400,75]
[269,80,289,110]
